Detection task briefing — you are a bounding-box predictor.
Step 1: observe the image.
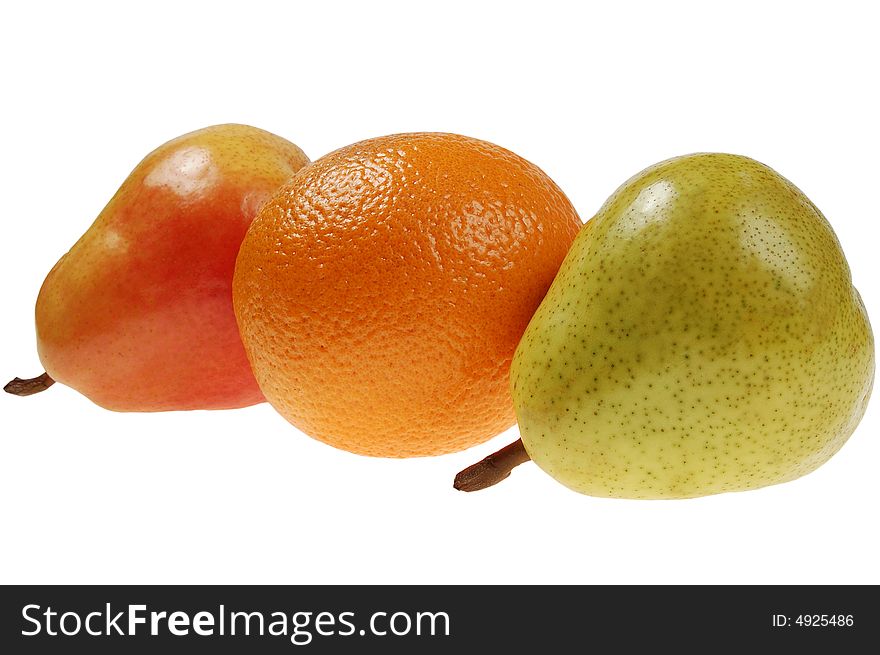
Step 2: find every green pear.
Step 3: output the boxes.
[509,153,874,499]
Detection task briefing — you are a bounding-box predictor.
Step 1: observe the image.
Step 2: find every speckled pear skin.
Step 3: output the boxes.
[511,153,874,499]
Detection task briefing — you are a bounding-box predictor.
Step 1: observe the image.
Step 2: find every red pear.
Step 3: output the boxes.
[7,124,309,411]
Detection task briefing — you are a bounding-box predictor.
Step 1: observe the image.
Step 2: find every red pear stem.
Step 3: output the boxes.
[454,438,531,492]
[4,372,55,396]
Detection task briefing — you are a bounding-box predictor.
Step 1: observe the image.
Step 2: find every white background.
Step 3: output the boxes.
[1,1,878,584]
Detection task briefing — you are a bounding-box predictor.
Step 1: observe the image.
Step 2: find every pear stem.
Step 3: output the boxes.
[4,372,55,396]
[453,438,531,492]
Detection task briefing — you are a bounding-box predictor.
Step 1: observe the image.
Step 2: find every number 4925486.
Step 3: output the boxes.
[796,615,854,627]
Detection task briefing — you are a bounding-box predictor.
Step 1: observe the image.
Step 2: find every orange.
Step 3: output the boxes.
[233,132,582,457]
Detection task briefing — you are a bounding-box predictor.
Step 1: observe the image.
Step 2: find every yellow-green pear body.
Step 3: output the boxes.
[511,153,874,499]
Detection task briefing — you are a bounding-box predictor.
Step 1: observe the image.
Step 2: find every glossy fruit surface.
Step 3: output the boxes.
[512,153,874,498]
[234,132,582,456]
[36,124,309,411]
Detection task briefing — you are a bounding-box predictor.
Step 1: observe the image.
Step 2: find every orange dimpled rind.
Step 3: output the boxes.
[233,132,582,457]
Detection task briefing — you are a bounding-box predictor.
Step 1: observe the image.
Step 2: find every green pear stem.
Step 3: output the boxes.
[454,438,531,492]
[4,372,55,396]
